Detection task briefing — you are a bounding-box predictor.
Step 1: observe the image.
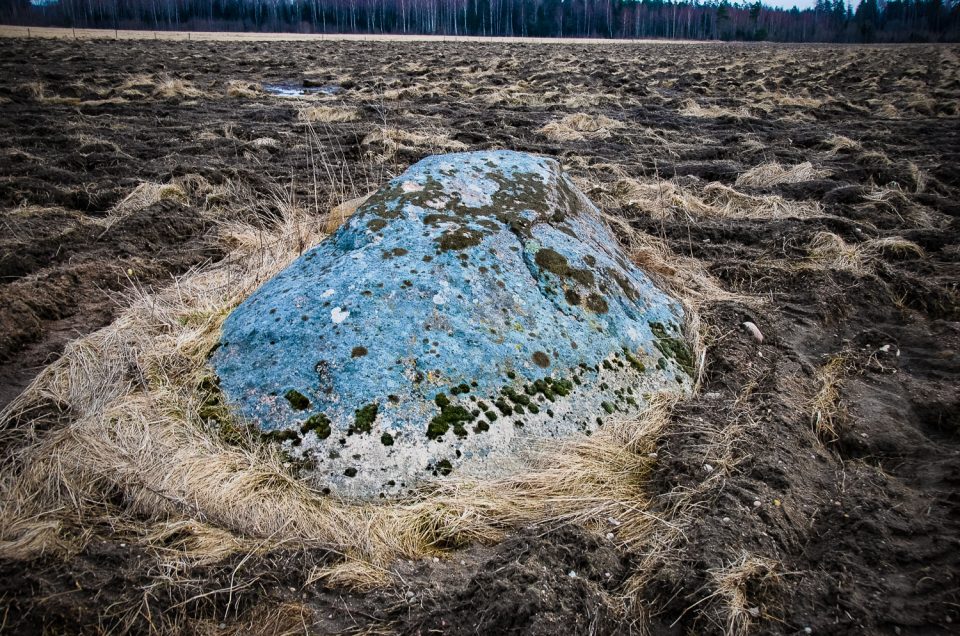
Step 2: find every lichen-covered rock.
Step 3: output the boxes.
[212,150,692,498]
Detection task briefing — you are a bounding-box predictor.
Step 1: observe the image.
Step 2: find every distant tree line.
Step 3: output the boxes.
[2,0,958,42]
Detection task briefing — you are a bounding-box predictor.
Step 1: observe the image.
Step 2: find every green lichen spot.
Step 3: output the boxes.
[427,403,473,440]
[284,389,310,411]
[344,467,358,477]
[534,248,595,287]
[381,432,395,446]
[585,293,609,314]
[351,346,368,358]
[300,413,331,439]
[534,248,569,276]
[435,459,453,476]
[650,322,695,376]
[623,349,646,372]
[601,401,615,414]
[438,227,483,252]
[350,403,379,435]
[264,429,299,444]
[609,269,639,301]
[570,268,594,286]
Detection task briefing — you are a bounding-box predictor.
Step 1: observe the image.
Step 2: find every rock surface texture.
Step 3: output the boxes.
[213,151,692,498]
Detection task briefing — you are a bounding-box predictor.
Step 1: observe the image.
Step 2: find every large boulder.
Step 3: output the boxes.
[212,151,693,498]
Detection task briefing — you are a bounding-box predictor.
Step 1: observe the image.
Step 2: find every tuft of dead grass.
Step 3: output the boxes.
[611,178,819,221]
[823,134,862,155]
[809,353,852,444]
[735,161,829,188]
[537,113,625,142]
[361,127,468,162]
[0,175,698,616]
[0,153,717,629]
[152,75,205,100]
[298,105,361,123]
[680,99,751,119]
[706,553,781,636]
[226,80,263,99]
[807,231,923,274]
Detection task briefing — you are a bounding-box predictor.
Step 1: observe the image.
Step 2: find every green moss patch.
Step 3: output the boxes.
[349,402,379,435]
[585,293,609,314]
[284,389,311,411]
[438,227,484,252]
[650,322,695,376]
[300,413,332,439]
[426,401,475,440]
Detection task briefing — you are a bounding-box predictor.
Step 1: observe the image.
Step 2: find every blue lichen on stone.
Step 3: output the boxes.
[212,150,691,499]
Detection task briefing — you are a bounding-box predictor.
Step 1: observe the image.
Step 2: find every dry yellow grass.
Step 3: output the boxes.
[152,75,206,99]
[680,98,751,119]
[807,231,923,274]
[226,79,263,98]
[809,353,851,443]
[707,553,781,636]
[361,126,468,162]
[324,191,375,233]
[735,161,829,188]
[0,176,700,619]
[537,113,625,142]
[611,178,820,221]
[298,105,361,123]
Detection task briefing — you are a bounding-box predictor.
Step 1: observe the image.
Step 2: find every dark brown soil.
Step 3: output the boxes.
[1,37,958,635]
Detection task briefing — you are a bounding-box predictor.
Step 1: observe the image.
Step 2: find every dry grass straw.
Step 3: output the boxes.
[735,161,829,188]
[807,231,924,274]
[858,182,937,228]
[0,243,683,584]
[823,134,862,155]
[612,178,820,221]
[809,353,852,444]
[361,126,467,162]
[298,105,361,123]
[0,148,720,628]
[680,99,751,119]
[152,75,206,100]
[0,170,696,613]
[226,80,263,99]
[706,553,780,636]
[537,113,625,142]
[111,180,189,214]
